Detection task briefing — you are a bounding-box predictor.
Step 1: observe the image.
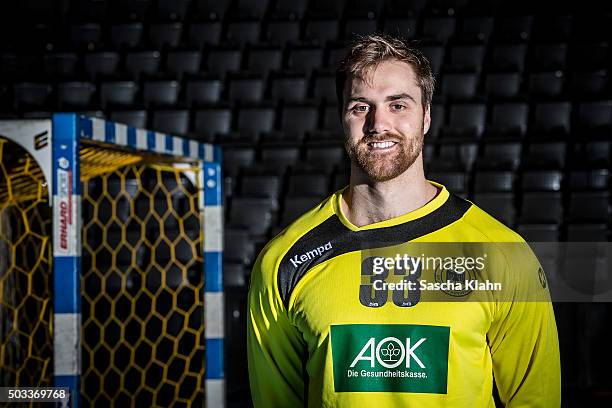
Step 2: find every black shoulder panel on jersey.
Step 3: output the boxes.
[277,193,472,307]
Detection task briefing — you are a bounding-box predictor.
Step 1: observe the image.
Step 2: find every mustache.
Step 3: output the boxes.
[360,133,403,144]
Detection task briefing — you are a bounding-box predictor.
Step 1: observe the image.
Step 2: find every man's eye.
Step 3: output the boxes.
[352,105,368,112]
[392,104,406,110]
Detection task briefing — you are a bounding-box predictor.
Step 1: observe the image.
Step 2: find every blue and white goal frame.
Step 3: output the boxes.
[0,113,224,408]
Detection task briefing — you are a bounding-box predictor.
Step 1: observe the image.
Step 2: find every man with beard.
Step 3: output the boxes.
[247,34,560,407]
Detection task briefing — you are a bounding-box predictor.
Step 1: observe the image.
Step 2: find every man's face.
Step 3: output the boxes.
[342,59,431,182]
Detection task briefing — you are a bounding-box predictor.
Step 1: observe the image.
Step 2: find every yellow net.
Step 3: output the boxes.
[80,143,205,406]
[0,137,53,402]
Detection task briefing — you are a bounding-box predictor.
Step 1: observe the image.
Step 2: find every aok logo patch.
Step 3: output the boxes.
[330,324,450,393]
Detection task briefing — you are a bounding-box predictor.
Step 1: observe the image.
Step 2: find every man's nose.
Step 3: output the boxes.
[364,107,391,135]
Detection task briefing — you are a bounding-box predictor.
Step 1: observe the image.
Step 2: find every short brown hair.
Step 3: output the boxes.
[335,33,435,114]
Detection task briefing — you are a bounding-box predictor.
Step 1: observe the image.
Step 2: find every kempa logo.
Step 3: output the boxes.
[350,336,427,369]
[289,241,332,268]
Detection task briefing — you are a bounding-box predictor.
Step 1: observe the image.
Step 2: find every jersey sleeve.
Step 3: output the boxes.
[247,247,306,407]
[487,243,561,407]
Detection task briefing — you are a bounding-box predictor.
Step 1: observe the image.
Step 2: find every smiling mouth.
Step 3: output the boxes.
[367,141,398,149]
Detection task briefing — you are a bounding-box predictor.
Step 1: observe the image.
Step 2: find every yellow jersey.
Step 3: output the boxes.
[247,181,561,407]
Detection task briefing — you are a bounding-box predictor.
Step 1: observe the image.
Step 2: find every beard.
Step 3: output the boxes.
[345,121,424,182]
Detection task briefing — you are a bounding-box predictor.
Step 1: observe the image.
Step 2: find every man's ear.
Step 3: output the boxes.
[423,104,431,135]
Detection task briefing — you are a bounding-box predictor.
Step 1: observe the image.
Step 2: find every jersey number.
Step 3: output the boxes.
[359,256,421,308]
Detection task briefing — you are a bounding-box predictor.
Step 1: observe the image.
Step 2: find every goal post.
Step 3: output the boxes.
[0,113,224,407]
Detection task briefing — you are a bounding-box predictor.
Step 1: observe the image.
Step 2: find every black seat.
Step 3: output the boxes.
[143,80,180,107]
[223,146,257,177]
[265,19,301,45]
[270,74,308,102]
[566,224,609,242]
[84,52,120,80]
[479,141,522,170]
[287,46,325,74]
[577,101,612,137]
[229,197,276,235]
[237,106,276,139]
[420,45,445,76]
[187,22,222,47]
[166,51,202,77]
[69,23,102,50]
[193,108,232,139]
[521,170,563,191]
[531,43,568,71]
[523,141,567,169]
[224,228,256,265]
[490,44,528,72]
[240,174,282,199]
[44,53,78,79]
[280,104,320,140]
[447,45,485,72]
[227,75,265,103]
[568,191,610,222]
[443,103,486,139]
[382,17,418,39]
[520,192,563,223]
[488,102,529,138]
[279,197,321,227]
[321,104,342,134]
[311,71,337,103]
[272,0,309,19]
[225,20,261,46]
[493,16,534,42]
[157,0,190,21]
[458,16,494,43]
[436,142,478,171]
[428,171,468,194]
[473,171,515,192]
[287,173,330,197]
[343,18,379,40]
[570,71,608,98]
[568,168,609,191]
[304,19,340,43]
[421,16,456,44]
[193,0,231,20]
[260,146,301,168]
[441,73,478,100]
[485,72,521,99]
[528,71,565,98]
[570,42,610,71]
[125,51,162,79]
[532,102,571,137]
[100,81,139,108]
[110,23,144,49]
[532,15,572,43]
[206,47,242,76]
[304,144,346,171]
[13,82,52,109]
[517,224,559,241]
[110,110,148,129]
[246,45,283,75]
[149,23,183,49]
[56,82,96,108]
[427,104,445,140]
[234,0,271,19]
[186,78,222,105]
[472,193,516,226]
[152,110,189,135]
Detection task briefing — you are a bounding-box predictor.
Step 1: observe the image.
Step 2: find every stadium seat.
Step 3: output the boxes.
[152,110,189,135]
[568,168,609,191]
[206,47,242,76]
[488,102,529,138]
[428,104,445,140]
[287,173,330,197]
[13,82,52,109]
[44,53,78,79]
[100,81,139,108]
[223,146,256,176]
[56,82,96,108]
[520,192,563,224]
[185,78,222,105]
[473,171,515,192]
[458,16,494,43]
[304,19,340,43]
[532,15,572,43]
[125,51,162,79]
[582,141,612,167]
[428,171,468,194]
[227,75,265,103]
[443,103,486,139]
[110,23,144,49]
[187,22,222,47]
[490,44,528,72]
[472,193,516,226]
[494,16,533,42]
[287,46,325,74]
[566,224,609,242]
[279,196,321,227]
[385,0,427,15]
[570,42,610,71]
[570,71,608,98]
[272,0,309,19]
[224,228,256,265]
[304,145,346,171]
[485,72,521,99]
[321,104,342,133]
[532,102,571,136]
[568,191,610,222]
[264,19,301,45]
[246,45,283,75]
[157,0,190,21]
[479,141,522,170]
[193,108,232,139]
[193,0,231,20]
[577,101,612,136]
[260,146,301,169]
[531,43,568,71]
[280,104,320,140]
[437,142,478,171]
[234,0,270,19]
[517,224,559,241]
[382,17,418,39]
[524,141,567,169]
[521,170,563,191]
[447,45,485,72]
[110,110,148,129]
[270,74,308,102]
[311,71,337,102]
[240,174,282,199]
[166,51,203,76]
[344,18,379,40]
[69,23,102,50]
[236,106,276,139]
[421,16,456,44]
[84,52,120,80]
[528,71,565,98]
[149,23,183,49]
[420,45,445,75]
[229,197,275,235]
[225,20,261,45]
[441,73,478,100]
[344,0,383,18]
[143,80,180,107]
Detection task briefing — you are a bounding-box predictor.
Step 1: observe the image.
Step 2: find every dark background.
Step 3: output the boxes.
[1,0,611,406]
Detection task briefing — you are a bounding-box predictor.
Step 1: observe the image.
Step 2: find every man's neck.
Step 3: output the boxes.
[341,161,440,228]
